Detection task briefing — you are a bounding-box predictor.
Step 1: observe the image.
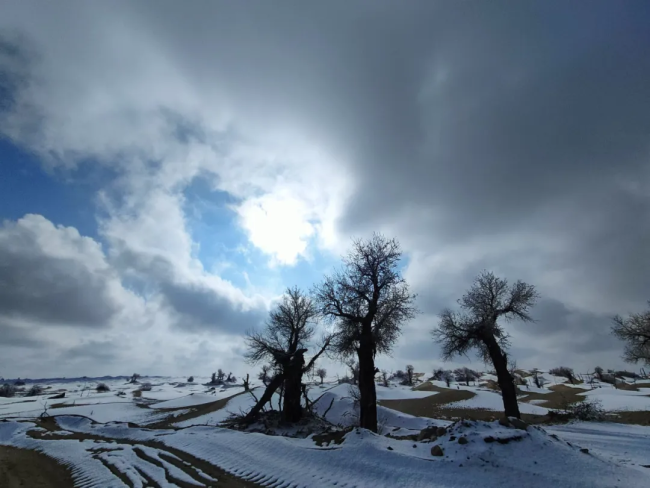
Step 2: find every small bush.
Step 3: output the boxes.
[549,366,576,384]
[132,390,142,398]
[26,385,44,397]
[0,383,16,398]
[14,379,26,386]
[565,399,605,421]
[187,376,194,383]
[96,383,110,392]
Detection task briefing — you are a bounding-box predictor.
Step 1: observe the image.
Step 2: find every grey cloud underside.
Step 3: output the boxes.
[160,281,266,334]
[0,321,47,348]
[0,225,119,328]
[112,247,266,334]
[63,340,122,363]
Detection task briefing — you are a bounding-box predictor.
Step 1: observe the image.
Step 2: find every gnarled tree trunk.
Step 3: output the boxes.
[243,373,284,424]
[282,350,306,423]
[357,333,378,432]
[483,332,521,419]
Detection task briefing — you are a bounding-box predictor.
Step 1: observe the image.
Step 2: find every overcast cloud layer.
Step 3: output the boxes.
[0,1,648,378]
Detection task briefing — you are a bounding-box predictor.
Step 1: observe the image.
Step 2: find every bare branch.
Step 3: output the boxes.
[612,303,650,365]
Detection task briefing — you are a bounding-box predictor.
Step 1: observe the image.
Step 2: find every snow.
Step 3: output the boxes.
[18,415,647,488]
[37,402,177,424]
[578,386,650,411]
[2,373,650,487]
[547,422,650,474]
[375,384,437,400]
[151,389,244,409]
[174,390,266,427]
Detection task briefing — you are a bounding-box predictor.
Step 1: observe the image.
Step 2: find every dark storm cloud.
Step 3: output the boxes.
[0,322,47,348]
[0,216,120,327]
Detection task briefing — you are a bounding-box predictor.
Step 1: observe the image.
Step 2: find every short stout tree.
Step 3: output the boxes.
[432,271,538,419]
[245,287,331,423]
[612,302,650,365]
[405,365,415,386]
[314,234,417,432]
[316,368,327,384]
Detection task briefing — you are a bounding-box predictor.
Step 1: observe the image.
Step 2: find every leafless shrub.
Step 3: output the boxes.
[96,383,110,392]
[531,369,546,388]
[316,368,327,384]
[0,383,16,398]
[612,302,650,365]
[26,385,44,397]
[380,370,389,387]
[557,399,605,421]
[549,367,576,384]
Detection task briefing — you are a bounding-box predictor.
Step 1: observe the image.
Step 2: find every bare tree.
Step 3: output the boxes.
[453,367,479,386]
[405,365,415,386]
[216,369,226,382]
[345,360,360,385]
[380,370,389,387]
[432,271,538,419]
[316,368,327,384]
[442,370,453,387]
[594,366,604,381]
[531,368,545,388]
[244,287,331,423]
[549,366,576,384]
[257,364,272,386]
[313,234,418,432]
[612,303,650,365]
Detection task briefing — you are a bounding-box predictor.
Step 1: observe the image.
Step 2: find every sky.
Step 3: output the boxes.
[0,1,649,379]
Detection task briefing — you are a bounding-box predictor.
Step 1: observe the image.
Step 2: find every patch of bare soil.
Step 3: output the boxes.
[26,417,262,487]
[518,384,590,409]
[0,445,74,488]
[386,382,548,424]
[605,411,650,425]
[380,383,475,418]
[615,382,650,392]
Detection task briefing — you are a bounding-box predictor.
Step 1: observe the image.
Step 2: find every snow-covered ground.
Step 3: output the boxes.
[1,372,649,487]
[547,422,650,474]
[579,386,650,411]
[2,415,648,488]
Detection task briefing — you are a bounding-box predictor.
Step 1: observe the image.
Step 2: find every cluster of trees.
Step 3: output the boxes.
[240,234,417,431]
[209,369,237,385]
[235,232,649,432]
